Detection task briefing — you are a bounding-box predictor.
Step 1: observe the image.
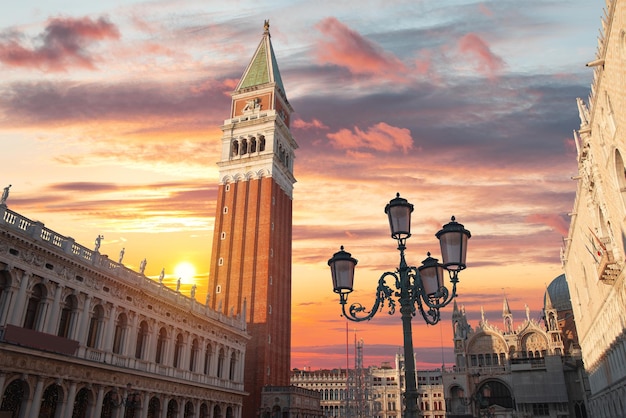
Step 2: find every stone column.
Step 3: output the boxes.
[63,381,78,418]
[0,374,6,398]
[160,397,169,418]
[8,272,30,326]
[102,304,118,352]
[139,391,150,418]
[179,332,189,372]
[94,385,105,418]
[125,311,139,358]
[77,295,93,345]
[37,289,53,333]
[46,283,64,334]
[163,326,174,368]
[26,377,45,417]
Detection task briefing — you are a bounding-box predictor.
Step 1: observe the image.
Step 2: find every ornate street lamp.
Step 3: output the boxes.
[328,193,471,418]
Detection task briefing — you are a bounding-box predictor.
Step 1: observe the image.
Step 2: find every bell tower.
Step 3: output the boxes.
[208,20,297,416]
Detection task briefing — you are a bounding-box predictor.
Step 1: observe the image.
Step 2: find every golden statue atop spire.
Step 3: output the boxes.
[264,20,270,34]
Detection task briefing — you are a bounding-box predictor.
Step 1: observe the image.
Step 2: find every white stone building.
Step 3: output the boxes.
[0,204,249,418]
[562,0,626,416]
[290,354,446,418]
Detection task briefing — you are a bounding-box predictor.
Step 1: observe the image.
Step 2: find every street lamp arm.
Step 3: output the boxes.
[340,271,398,321]
[413,293,441,325]
[328,194,471,418]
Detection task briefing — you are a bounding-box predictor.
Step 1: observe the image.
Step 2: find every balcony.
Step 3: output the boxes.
[596,237,621,285]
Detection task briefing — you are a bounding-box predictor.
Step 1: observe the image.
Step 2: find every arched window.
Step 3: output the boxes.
[229,352,237,380]
[112,313,128,355]
[87,305,104,349]
[184,402,194,418]
[73,387,90,418]
[148,397,160,418]
[250,137,257,153]
[155,327,167,364]
[217,348,225,378]
[135,321,149,359]
[173,333,184,368]
[241,138,248,155]
[167,399,178,418]
[0,379,26,416]
[259,136,266,152]
[190,338,199,372]
[57,294,78,338]
[231,140,239,157]
[40,384,61,417]
[24,283,46,330]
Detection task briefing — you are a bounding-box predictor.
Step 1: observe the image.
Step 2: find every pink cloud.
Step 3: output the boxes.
[314,17,407,77]
[479,3,494,17]
[0,16,119,71]
[293,118,329,130]
[525,213,569,236]
[458,33,504,78]
[327,122,413,154]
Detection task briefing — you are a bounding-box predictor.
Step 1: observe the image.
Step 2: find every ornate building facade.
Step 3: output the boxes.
[290,354,446,418]
[443,275,588,418]
[207,21,297,417]
[0,204,249,417]
[562,0,626,416]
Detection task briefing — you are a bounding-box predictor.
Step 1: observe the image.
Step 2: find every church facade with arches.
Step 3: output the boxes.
[443,274,588,418]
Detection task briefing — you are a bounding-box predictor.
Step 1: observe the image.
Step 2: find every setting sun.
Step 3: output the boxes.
[174,261,196,283]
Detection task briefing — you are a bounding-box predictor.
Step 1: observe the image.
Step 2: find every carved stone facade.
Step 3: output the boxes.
[0,204,249,418]
[290,354,446,418]
[562,0,626,416]
[443,279,588,418]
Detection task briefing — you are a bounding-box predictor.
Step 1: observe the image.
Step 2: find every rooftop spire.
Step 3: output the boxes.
[235,20,286,96]
[502,296,512,316]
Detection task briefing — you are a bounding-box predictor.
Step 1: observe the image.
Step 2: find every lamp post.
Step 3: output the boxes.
[328,193,471,418]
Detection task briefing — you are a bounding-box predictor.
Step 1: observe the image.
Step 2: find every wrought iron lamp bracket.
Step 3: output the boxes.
[340,271,398,321]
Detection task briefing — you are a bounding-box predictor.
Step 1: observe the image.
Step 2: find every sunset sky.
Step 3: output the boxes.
[1,0,603,370]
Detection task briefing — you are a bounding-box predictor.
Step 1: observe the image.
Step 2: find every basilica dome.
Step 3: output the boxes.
[545,274,572,311]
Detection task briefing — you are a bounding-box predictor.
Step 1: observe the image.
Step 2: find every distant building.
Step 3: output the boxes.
[0,204,248,417]
[206,20,297,417]
[290,354,446,418]
[259,386,323,418]
[291,368,348,417]
[561,0,626,416]
[443,276,588,418]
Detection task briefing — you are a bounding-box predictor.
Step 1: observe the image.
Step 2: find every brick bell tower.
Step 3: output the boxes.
[208,20,297,417]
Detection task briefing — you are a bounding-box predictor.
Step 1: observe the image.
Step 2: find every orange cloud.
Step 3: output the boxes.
[458,33,504,78]
[525,213,570,236]
[327,122,413,154]
[0,16,120,71]
[293,118,328,130]
[314,17,407,77]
